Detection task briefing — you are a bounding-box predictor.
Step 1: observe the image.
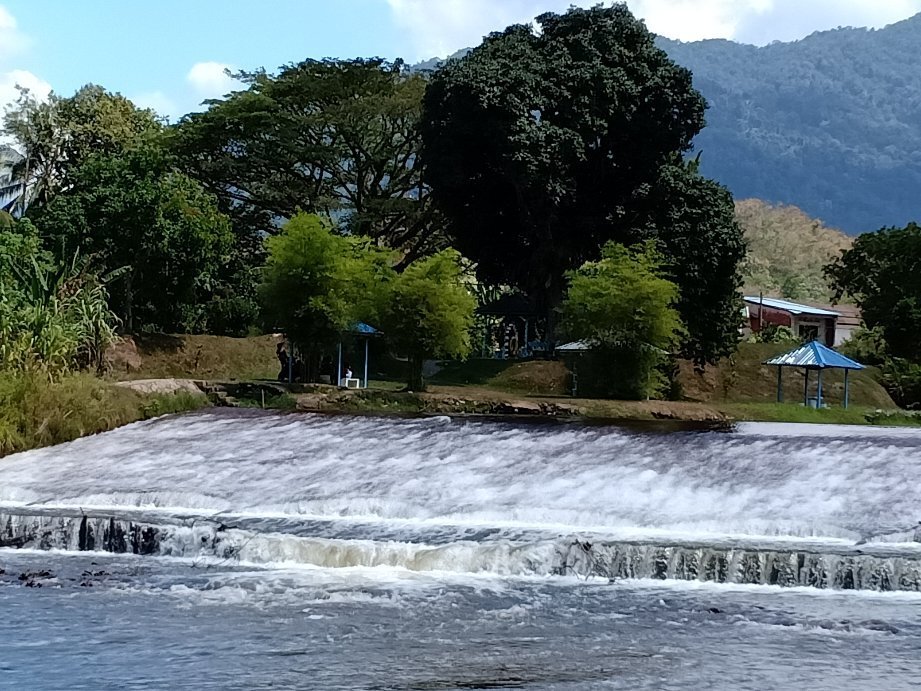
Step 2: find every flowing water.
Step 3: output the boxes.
[2,410,921,689]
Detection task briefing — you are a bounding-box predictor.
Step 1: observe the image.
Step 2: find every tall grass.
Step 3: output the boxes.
[0,371,208,457]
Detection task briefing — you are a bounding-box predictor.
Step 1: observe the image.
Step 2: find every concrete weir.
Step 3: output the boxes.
[4,508,921,592]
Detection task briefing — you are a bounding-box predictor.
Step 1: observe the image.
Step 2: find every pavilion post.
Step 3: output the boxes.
[803,368,809,406]
[776,366,784,403]
[363,338,369,389]
[817,368,824,408]
[844,369,850,409]
[337,340,343,387]
[287,339,293,383]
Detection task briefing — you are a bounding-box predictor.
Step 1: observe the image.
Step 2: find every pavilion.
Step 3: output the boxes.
[764,340,865,409]
[336,322,382,389]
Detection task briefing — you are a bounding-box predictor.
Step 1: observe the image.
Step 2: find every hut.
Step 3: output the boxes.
[764,340,865,409]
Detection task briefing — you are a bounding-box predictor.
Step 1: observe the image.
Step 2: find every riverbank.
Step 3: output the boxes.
[210,379,921,427]
[3,373,917,460]
[0,373,208,458]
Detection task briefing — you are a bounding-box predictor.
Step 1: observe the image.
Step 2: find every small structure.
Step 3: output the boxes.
[744,296,841,346]
[557,341,591,396]
[337,322,382,389]
[764,340,866,409]
[477,294,543,359]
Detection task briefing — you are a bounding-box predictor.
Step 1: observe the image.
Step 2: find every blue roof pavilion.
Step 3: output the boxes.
[764,340,865,409]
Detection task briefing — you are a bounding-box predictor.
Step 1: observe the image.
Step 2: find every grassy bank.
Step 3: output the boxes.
[0,372,209,458]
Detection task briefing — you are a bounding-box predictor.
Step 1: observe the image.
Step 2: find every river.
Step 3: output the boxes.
[1,410,920,689]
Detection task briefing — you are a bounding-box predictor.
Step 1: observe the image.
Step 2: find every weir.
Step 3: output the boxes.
[1,411,920,594]
[4,508,921,591]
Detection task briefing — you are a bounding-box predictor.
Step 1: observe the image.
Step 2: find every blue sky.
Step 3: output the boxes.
[2,0,921,120]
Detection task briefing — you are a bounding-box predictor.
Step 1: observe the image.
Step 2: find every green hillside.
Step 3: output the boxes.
[736,199,851,301]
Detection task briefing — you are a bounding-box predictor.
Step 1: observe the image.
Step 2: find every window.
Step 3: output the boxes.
[799,324,819,341]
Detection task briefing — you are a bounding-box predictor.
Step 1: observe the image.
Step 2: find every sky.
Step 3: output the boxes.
[2,0,921,121]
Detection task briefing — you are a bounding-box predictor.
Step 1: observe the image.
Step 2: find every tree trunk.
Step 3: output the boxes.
[407,353,425,392]
[125,273,134,334]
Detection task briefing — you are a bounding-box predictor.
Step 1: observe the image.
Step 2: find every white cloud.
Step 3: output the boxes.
[386,0,921,58]
[0,69,50,113]
[186,61,238,98]
[0,4,30,61]
[131,90,179,120]
[733,0,921,45]
[0,70,50,146]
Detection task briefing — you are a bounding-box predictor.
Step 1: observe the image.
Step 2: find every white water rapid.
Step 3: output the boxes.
[2,410,920,590]
[5,410,921,690]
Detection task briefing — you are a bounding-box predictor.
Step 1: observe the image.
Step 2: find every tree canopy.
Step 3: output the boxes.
[826,222,921,361]
[1,84,161,214]
[173,58,446,265]
[382,249,476,390]
[421,4,743,363]
[259,213,392,357]
[32,145,234,333]
[561,241,683,399]
[659,15,921,234]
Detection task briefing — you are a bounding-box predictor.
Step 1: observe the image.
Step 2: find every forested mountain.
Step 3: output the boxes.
[659,15,921,234]
[420,16,921,235]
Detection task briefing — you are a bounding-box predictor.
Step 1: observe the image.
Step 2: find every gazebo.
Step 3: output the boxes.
[336,322,382,389]
[764,340,865,409]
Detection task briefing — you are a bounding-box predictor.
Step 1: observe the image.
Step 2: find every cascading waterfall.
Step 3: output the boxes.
[2,410,920,592]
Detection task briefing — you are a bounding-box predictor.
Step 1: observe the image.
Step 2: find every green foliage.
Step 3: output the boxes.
[259,213,392,355]
[561,242,684,400]
[658,18,921,234]
[421,5,742,364]
[878,359,921,410]
[382,249,476,390]
[32,145,234,333]
[826,222,921,361]
[640,159,746,363]
[838,327,888,367]
[0,240,119,376]
[2,84,161,214]
[752,324,798,344]
[173,58,446,264]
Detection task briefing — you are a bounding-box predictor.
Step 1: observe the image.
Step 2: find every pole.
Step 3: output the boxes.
[804,368,809,406]
[844,369,850,410]
[363,338,369,389]
[777,366,783,403]
[759,291,764,335]
[337,340,343,387]
[817,368,823,408]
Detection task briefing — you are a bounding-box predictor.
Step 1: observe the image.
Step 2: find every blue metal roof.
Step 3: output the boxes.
[350,322,381,335]
[744,296,840,318]
[764,340,865,370]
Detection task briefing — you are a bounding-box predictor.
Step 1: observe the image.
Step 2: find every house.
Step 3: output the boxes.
[815,303,862,346]
[743,296,860,347]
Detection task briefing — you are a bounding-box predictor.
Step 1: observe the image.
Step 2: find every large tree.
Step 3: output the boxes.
[826,222,921,361]
[562,241,684,399]
[2,85,161,213]
[382,249,476,390]
[32,145,234,333]
[421,4,744,362]
[259,213,393,362]
[173,59,446,265]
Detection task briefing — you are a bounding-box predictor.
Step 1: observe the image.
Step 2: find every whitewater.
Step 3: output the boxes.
[2,409,921,689]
